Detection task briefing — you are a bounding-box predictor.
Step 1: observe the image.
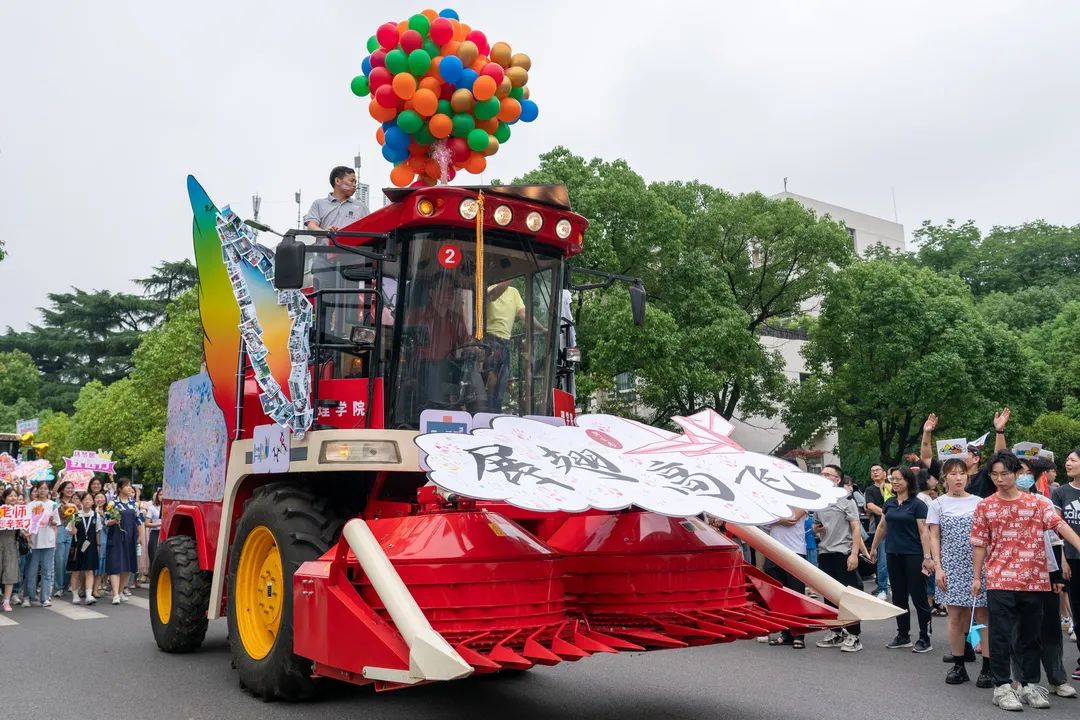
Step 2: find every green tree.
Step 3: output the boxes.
[1024,301,1080,413]
[36,411,75,470]
[134,259,198,310]
[787,261,1037,464]
[1024,413,1080,478]
[0,349,40,408]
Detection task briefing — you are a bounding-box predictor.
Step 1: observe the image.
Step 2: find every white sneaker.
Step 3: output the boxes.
[1020,684,1052,709]
[71,593,81,605]
[841,634,863,653]
[876,591,888,600]
[993,685,1024,711]
[54,589,64,598]
[84,595,96,606]
[20,598,30,608]
[816,630,846,648]
[42,599,52,608]
[1050,683,1077,698]
[111,596,121,605]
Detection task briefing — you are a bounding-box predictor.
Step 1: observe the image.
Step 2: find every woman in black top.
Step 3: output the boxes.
[66,491,99,605]
[870,466,935,653]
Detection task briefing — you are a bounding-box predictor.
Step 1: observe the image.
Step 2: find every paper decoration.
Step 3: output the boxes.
[969,432,989,448]
[28,500,53,534]
[253,424,290,474]
[63,469,95,492]
[16,418,38,435]
[215,206,314,437]
[12,460,53,484]
[63,450,116,474]
[936,438,969,461]
[0,453,15,482]
[0,504,30,531]
[1038,449,1056,463]
[164,371,228,502]
[1012,442,1043,459]
[415,409,847,524]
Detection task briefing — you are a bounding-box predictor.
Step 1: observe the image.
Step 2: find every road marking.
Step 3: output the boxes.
[45,602,107,620]
[0,614,18,627]
[124,595,150,610]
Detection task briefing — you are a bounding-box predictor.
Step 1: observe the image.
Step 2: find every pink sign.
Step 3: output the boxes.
[0,504,30,531]
[64,469,95,491]
[64,450,116,474]
[0,452,15,481]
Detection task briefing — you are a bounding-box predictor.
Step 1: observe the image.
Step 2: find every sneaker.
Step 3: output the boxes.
[1020,684,1051,709]
[122,589,132,597]
[54,589,64,598]
[1063,616,1073,630]
[887,634,913,649]
[71,594,81,605]
[816,631,846,648]
[1050,683,1077,698]
[913,637,933,653]
[1,600,11,612]
[111,596,121,605]
[977,669,995,688]
[1072,667,1080,681]
[840,634,863,653]
[20,598,30,608]
[42,599,52,608]
[756,635,770,643]
[994,685,1024,711]
[946,664,970,684]
[876,591,888,600]
[84,595,96,606]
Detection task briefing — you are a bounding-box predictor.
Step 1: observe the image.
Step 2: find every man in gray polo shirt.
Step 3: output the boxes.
[303,166,369,231]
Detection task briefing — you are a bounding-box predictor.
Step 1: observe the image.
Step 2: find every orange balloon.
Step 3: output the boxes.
[497,97,521,123]
[412,88,438,116]
[490,42,512,68]
[427,56,443,80]
[464,152,487,174]
[450,20,464,41]
[376,127,385,144]
[418,76,441,94]
[429,113,453,139]
[476,116,498,133]
[392,72,416,100]
[409,142,427,157]
[370,101,397,122]
[471,57,488,72]
[407,156,426,172]
[472,75,497,101]
[442,40,460,56]
[421,8,437,20]
[397,19,409,34]
[496,77,513,99]
[424,158,441,178]
[390,164,414,188]
[460,23,471,36]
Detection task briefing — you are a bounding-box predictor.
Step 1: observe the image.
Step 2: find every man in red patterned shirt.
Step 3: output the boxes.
[972,451,1080,712]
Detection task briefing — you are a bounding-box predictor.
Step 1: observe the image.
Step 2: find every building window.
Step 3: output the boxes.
[845,226,857,250]
[615,372,638,404]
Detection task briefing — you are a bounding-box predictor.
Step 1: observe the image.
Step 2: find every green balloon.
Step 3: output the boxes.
[408,13,430,36]
[494,122,511,144]
[423,39,440,58]
[407,49,431,77]
[413,124,435,145]
[474,97,501,120]
[437,100,453,116]
[350,75,370,97]
[467,129,490,152]
[385,48,408,75]
[397,110,423,134]
[509,87,525,100]
[451,113,475,138]
[366,35,379,53]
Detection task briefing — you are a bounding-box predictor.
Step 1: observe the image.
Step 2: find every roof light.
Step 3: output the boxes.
[459,197,478,220]
[417,198,435,216]
[525,211,543,232]
[493,205,513,226]
[555,219,572,240]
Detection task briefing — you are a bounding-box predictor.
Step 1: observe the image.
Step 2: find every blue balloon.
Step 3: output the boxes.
[362,56,372,76]
[458,68,478,91]
[439,54,463,85]
[519,99,539,123]
[381,144,408,164]
[438,8,459,19]
[384,126,409,150]
[382,120,396,130]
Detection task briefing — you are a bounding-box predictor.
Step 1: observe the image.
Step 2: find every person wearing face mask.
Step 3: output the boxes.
[928,458,991,687]
[920,410,1012,499]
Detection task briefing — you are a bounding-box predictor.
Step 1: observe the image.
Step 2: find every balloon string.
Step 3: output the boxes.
[474,191,484,340]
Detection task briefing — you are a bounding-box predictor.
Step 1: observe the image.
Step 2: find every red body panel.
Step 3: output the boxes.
[161,499,221,571]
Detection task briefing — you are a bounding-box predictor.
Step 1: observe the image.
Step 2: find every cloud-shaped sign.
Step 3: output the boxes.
[415,410,845,524]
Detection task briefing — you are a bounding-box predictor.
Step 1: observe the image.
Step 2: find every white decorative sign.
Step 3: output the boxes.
[253,424,290,474]
[16,418,38,435]
[415,409,846,524]
[1012,441,1043,459]
[936,438,968,461]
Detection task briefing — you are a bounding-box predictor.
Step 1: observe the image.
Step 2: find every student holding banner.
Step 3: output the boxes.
[1,487,22,612]
[24,482,60,607]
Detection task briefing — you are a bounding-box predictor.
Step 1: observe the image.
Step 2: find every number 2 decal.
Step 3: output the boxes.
[438,244,461,269]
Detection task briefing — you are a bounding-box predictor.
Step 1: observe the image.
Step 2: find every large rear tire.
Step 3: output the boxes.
[150,535,211,653]
[227,483,341,701]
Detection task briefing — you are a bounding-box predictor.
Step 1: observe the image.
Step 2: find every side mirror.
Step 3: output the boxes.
[274,237,306,289]
[629,283,646,327]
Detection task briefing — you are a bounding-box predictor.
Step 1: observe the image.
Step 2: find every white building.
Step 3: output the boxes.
[771,192,905,256]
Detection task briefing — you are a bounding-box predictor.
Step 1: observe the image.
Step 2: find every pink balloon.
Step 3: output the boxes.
[430,17,453,45]
[374,85,398,109]
[400,29,423,54]
[376,22,399,50]
[465,30,489,56]
[447,166,457,181]
[480,63,504,85]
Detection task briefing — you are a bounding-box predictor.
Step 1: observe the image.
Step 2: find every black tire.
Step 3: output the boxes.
[227,482,341,701]
[150,535,211,653]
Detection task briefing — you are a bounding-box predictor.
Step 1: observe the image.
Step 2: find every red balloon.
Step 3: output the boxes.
[448,137,470,163]
[369,66,392,91]
[438,83,454,101]
[370,49,387,68]
[480,62,504,85]
[374,84,398,109]
[446,166,457,181]
[400,29,423,54]
[465,29,489,56]
[376,22,399,50]
[429,17,453,45]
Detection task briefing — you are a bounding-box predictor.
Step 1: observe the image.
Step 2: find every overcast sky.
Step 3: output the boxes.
[1,1,1077,331]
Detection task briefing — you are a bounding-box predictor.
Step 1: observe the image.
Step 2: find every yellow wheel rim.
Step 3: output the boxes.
[236,525,283,661]
[156,566,172,625]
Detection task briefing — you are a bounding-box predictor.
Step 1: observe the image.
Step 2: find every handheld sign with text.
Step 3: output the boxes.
[64,450,116,475]
[936,438,968,461]
[0,504,30,531]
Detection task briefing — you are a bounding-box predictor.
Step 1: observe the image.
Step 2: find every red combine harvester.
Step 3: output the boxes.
[150,181,889,701]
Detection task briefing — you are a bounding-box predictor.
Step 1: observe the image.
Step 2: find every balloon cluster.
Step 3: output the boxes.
[350,8,539,188]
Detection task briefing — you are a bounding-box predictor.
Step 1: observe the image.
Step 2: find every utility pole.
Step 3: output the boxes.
[251,193,261,238]
[783,177,788,193]
[295,189,302,229]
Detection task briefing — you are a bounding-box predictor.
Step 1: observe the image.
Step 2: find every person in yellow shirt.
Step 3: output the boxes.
[484,280,526,413]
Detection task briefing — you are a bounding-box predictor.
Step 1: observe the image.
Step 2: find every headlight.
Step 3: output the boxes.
[417,198,435,216]
[319,440,400,464]
[493,205,512,226]
[525,211,543,232]
[459,198,478,220]
[555,219,572,239]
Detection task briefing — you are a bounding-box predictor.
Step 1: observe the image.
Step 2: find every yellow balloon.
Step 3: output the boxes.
[496,77,513,99]
[450,88,475,113]
[523,86,530,99]
[509,53,531,70]
[457,40,478,66]
[483,136,500,156]
[506,66,529,88]
[490,42,512,68]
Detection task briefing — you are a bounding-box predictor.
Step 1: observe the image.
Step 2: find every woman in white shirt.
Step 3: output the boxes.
[24,483,61,608]
[928,458,989,687]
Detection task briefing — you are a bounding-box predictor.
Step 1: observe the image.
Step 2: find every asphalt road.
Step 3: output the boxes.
[2,589,1078,720]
